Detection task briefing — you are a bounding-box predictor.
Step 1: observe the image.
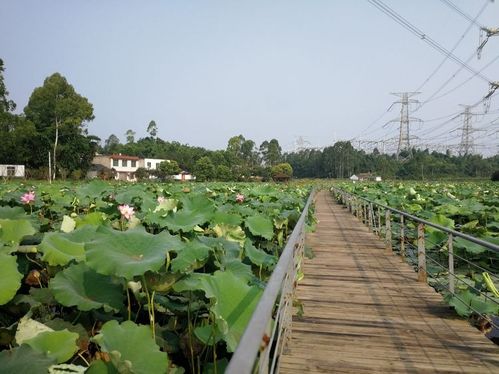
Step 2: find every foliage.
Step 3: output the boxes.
[193,156,216,182]
[271,163,293,180]
[0,180,311,372]
[155,160,181,179]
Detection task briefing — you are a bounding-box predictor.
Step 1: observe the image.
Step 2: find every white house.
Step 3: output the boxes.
[0,164,25,178]
[92,154,140,181]
[173,171,196,182]
[141,158,169,171]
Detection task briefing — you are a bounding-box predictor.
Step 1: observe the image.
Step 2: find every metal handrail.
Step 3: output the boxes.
[331,187,499,254]
[226,189,316,374]
[331,186,499,329]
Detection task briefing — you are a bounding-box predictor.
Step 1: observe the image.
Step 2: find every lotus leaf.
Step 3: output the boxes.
[92,320,169,374]
[49,263,123,312]
[0,206,27,220]
[193,270,263,352]
[0,344,56,374]
[85,227,180,279]
[154,198,178,213]
[244,240,277,269]
[161,209,212,233]
[212,211,243,226]
[0,219,36,245]
[39,233,86,266]
[171,241,212,273]
[446,289,499,317]
[24,329,79,363]
[213,224,246,246]
[75,212,107,228]
[0,254,23,305]
[245,215,274,240]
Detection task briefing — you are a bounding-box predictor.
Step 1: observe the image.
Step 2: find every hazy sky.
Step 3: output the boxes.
[1,0,498,154]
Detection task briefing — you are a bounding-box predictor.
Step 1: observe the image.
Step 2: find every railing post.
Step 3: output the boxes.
[377,206,381,238]
[368,203,373,231]
[418,223,427,283]
[385,210,392,252]
[400,214,405,260]
[448,233,454,294]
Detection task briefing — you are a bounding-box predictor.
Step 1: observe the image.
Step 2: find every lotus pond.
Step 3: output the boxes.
[0,180,313,373]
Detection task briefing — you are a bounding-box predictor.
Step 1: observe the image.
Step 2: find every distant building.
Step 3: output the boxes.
[141,158,169,171]
[89,154,171,181]
[350,173,382,182]
[0,164,25,178]
[173,171,196,182]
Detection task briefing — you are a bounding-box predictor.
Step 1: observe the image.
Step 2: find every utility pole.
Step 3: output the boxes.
[385,92,422,159]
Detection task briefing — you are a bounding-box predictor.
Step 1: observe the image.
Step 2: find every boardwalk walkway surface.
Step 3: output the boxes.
[280,190,499,373]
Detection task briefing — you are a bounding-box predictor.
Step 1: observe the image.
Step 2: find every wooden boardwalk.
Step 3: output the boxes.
[280,190,499,373]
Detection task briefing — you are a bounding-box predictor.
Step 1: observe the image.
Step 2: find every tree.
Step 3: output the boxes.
[260,139,282,166]
[271,163,293,181]
[193,156,215,182]
[216,164,232,181]
[24,73,94,178]
[104,134,120,154]
[125,129,136,144]
[156,160,181,179]
[0,59,16,114]
[147,120,158,138]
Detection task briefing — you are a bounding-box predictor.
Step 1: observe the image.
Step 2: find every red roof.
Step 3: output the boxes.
[110,154,140,161]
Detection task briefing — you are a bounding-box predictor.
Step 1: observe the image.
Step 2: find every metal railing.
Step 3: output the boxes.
[331,186,499,330]
[226,189,316,374]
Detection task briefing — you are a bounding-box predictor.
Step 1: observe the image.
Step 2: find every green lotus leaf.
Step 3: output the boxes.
[86,360,119,374]
[161,209,211,233]
[39,233,85,266]
[445,289,499,317]
[0,254,23,305]
[92,320,169,374]
[222,259,254,283]
[85,227,180,279]
[49,263,123,312]
[425,214,454,247]
[75,212,107,228]
[0,219,36,245]
[0,344,56,374]
[0,206,27,220]
[76,180,111,199]
[244,239,277,269]
[181,194,214,214]
[244,215,274,240]
[213,224,246,246]
[24,329,78,364]
[212,212,243,226]
[154,198,178,213]
[171,241,212,273]
[195,271,263,352]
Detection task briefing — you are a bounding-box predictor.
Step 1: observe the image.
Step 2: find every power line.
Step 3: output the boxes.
[438,0,485,29]
[414,0,489,92]
[367,0,493,83]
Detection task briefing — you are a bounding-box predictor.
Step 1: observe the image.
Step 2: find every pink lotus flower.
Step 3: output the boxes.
[157,196,165,204]
[236,193,245,203]
[21,191,35,204]
[118,204,135,220]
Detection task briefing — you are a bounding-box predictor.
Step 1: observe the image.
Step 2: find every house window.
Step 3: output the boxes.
[113,159,119,167]
[122,160,128,167]
[147,162,151,169]
[131,160,136,167]
[6,166,15,176]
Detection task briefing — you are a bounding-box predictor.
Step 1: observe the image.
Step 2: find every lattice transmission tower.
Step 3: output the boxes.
[385,92,422,159]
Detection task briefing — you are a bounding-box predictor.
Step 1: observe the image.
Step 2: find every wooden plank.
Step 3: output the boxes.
[280,190,499,373]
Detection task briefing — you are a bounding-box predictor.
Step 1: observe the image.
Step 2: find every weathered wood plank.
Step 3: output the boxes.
[280,190,499,373]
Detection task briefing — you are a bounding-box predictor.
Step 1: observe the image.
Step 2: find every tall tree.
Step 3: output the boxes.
[147,120,158,138]
[24,73,94,178]
[104,134,121,154]
[260,139,282,166]
[125,129,136,144]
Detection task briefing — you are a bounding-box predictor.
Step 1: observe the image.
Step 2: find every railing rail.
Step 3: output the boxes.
[226,189,316,374]
[331,186,499,330]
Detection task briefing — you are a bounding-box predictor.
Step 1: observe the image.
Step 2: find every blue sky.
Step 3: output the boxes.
[1,1,498,155]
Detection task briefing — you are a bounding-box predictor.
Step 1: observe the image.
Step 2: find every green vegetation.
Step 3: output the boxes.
[0,180,311,372]
[335,181,499,319]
